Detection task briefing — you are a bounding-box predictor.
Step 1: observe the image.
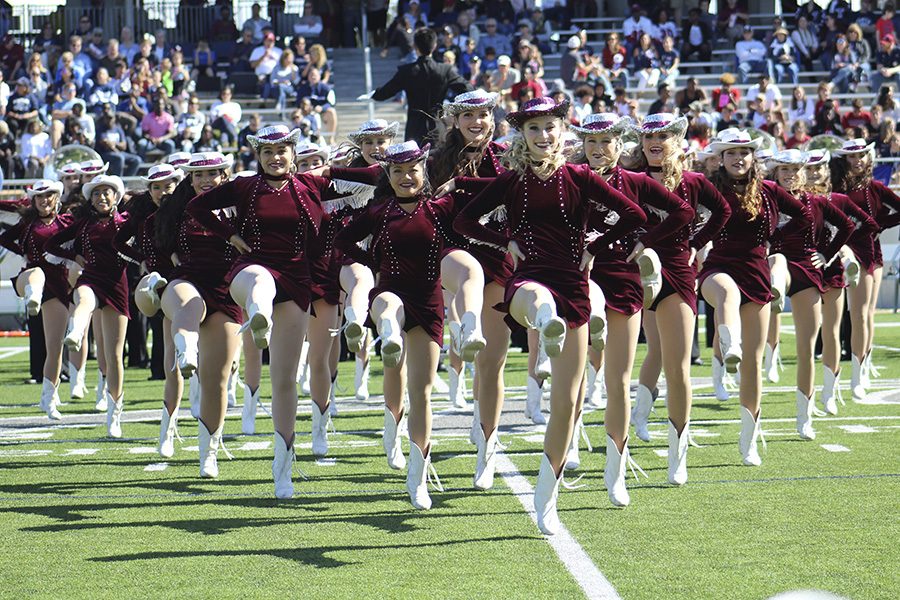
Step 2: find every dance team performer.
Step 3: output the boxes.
[112,163,185,457]
[698,129,811,467]
[155,152,241,474]
[46,175,131,438]
[628,113,731,486]
[187,126,327,499]
[830,139,900,401]
[454,97,646,534]
[0,180,73,420]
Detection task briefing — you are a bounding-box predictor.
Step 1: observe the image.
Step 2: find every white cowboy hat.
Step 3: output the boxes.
[832,138,875,155]
[141,163,185,184]
[181,152,235,172]
[347,119,400,145]
[296,141,329,162]
[27,179,64,198]
[166,151,192,167]
[378,141,431,164]
[632,113,689,138]
[230,170,257,180]
[247,125,304,151]
[706,128,763,155]
[83,175,125,203]
[806,149,831,165]
[569,112,631,136]
[766,149,808,170]
[78,159,109,176]
[58,162,81,177]
[506,97,570,130]
[444,89,500,116]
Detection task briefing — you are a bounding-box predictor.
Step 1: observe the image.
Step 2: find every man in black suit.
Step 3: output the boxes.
[372,28,472,143]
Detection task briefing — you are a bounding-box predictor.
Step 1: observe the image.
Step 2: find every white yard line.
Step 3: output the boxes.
[495,453,621,600]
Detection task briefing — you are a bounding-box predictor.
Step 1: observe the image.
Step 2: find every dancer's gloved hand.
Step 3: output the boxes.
[434,179,456,197]
[75,255,86,267]
[626,241,645,263]
[811,252,826,269]
[579,249,594,272]
[507,240,525,269]
[688,247,698,266]
[229,234,252,254]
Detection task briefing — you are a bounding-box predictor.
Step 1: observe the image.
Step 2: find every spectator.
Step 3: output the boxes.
[787,85,816,127]
[295,97,321,139]
[211,5,240,42]
[762,16,786,48]
[137,95,177,157]
[382,15,415,61]
[716,102,740,132]
[6,77,40,137]
[209,85,241,145]
[873,34,900,92]
[481,47,499,72]
[877,84,900,121]
[815,81,836,116]
[711,72,741,113]
[623,5,653,52]
[434,27,462,67]
[633,32,661,91]
[302,44,332,84]
[193,124,222,153]
[769,27,799,85]
[812,102,843,136]
[651,9,678,45]
[717,0,749,42]
[60,115,89,147]
[295,66,336,142]
[0,69,7,114]
[237,113,262,169]
[600,33,628,89]
[459,38,478,79]
[134,35,158,69]
[477,18,511,57]
[456,12,480,50]
[110,59,131,98]
[846,24,872,87]
[0,34,23,80]
[658,35,680,87]
[270,48,300,109]
[786,120,811,149]
[0,120,14,178]
[559,35,582,89]
[817,15,842,70]
[747,73,783,112]
[232,29,256,71]
[490,55,520,99]
[294,0,324,40]
[116,83,149,135]
[176,94,206,151]
[510,66,544,101]
[95,103,141,176]
[291,36,310,72]
[791,15,819,71]
[735,26,769,83]
[649,82,675,114]
[243,3,273,45]
[191,41,216,81]
[72,13,93,38]
[831,35,859,94]
[876,3,896,45]
[87,67,118,113]
[403,0,424,31]
[528,8,553,48]
[33,23,63,67]
[118,27,139,65]
[613,86,637,118]
[675,77,707,113]
[86,28,105,64]
[250,31,282,96]
[572,85,593,123]
[842,98,874,130]
[100,38,123,75]
[24,56,49,106]
[62,35,93,83]
[18,119,52,178]
[681,8,713,63]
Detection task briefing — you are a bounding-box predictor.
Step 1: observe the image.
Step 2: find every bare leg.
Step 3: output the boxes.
[738,301,771,415]
[441,250,486,350]
[654,295,695,432]
[821,287,845,373]
[241,328,262,392]
[162,316,184,415]
[134,272,163,317]
[92,312,106,378]
[269,301,310,443]
[370,291,406,420]
[767,311,781,348]
[544,325,589,471]
[198,312,241,432]
[229,265,276,317]
[700,273,742,333]
[526,329,544,381]
[476,282,510,436]
[340,262,375,321]
[791,288,822,397]
[405,327,440,450]
[604,311,641,449]
[308,298,338,412]
[161,280,206,342]
[848,272,874,362]
[41,298,67,383]
[638,309,662,391]
[866,267,884,356]
[100,307,128,400]
[445,289,463,375]
[68,285,98,343]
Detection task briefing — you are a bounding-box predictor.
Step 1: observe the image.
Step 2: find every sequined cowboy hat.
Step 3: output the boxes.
[347,119,400,145]
[296,141,329,162]
[82,175,125,203]
[632,112,688,138]
[78,159,109,176]
[444,89,500,116]
[832,137,875,156]
[181,152,235,172]
[141,163,185,184]
[505,96,570,130]
[706,128,764,155]
[377,141,431,164]
[806,149,831,165]
[766,149,808,170]
[58,162,81,177]
[247,125,303,151]
[569,112,631,136]
[26,179,64,198]
[166,151,192,167]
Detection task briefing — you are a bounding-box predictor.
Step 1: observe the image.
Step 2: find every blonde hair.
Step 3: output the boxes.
[309,44,327,68]
[579,131,622,175]
[774,164,807,194]
[501,127,567,179]
[630,135,684,191]
[804,162,831,195]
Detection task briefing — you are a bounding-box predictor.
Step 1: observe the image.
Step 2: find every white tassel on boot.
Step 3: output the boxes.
[226,365,239,408]
[297,340,311,395]
[565,414,592,470]
[69,360,87,400]
[242,384,260,435]
[188,372,201,419]
[106,392,123,438]
[851,354,866,401]
[407,442,441,509]
[40,378,62,420]
[355,356,370,401]
[379,318,403,368]
[820,366,841,415]
[717,324,742,373]
[329,375,338,416]
[311,402,330,457]
[272,433,295,499]
[158,406,178,458]
[525,376,547,425]
[585,363,606,409]
[459,310,486,362]
[632,384,655,442]
[764,343,781,383]
[94,370,107,411]
[667,421,689,486]
[383,408,406,470]
[474,427,500,490]
[712,357,730,402]
[739,406,763,466]
[448,367,468,409]
[796,390,816,441]
[469,398,480,445]
[23,283,42,316]
[534,454,562,535]
[198,420,222,478]
[604,435,634,507]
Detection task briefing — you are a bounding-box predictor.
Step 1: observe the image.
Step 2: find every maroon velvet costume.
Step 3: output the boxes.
[113,211,176,279]
[821,192,879,289]
[0,213,75,305]
[843,180,900,274]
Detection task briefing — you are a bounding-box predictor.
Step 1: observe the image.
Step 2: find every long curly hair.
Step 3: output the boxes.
[804,162,832,195]
[429,111,495,186]
[830,151,873,192]
[154,177,195,255]
[122,190,157,222]
[630,138,685,191]
[773,165,807,195]
[573,133,622,175]
[711,158,765,219]
[501,127,567,179]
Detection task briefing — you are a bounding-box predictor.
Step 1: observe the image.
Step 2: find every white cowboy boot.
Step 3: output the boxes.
[383,407,406,470]
[106,392,123,438]
[632,384,655,442]
[343,306,366,353]
[851,354,866,401]
[188,372,201,419]
[297,341,311,395]
[474,426,500,490]
[469,398,480,445]
[379,318,403,368]
[226,367,238,408]
[525,376,547,425]
[739,406,763,466]
[535,342,551,380]
[64,313,91,353]
[534,454,562,535]
[94,370,107,411]
[311,402,330,458]
[534,303,566,357]
[243,301,272,349]
[328,376,338,416]
[355,356,370,401]
[604,435,632,507]
[448,367,468,409]
[23,283,42,316]
[565,413,589,470]
[242,384,260,435]
[69,360,87,400]
[272,433,295,499]
[842,254,860,287]
[40,377,62,421]
[764,343,781,384]
[718,324,742,374]
[158,405,178,458]
[770,259,787,313]
[198,420,222,478]
[173,331,199,378]
[667,421,689,486]
[585,363,606,409]
[796,390,816,441]
[407,442,439,510]
[820,366,840,415]
[861,352,873,388]
[637,247,663,309]
[712,357,730,402]
[459,310,486,362]
[588,309,607,351]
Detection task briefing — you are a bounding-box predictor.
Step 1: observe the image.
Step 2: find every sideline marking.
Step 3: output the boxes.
[144,463,168,472]
[237,441,271,451]
[838,425,876,434]
[496,453,621,600]
[128,447,158,454]
[821,444,851,453]
[63,448,99,456]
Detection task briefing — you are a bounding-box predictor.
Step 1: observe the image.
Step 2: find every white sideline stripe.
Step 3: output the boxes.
[821,444,851,453]
[237,441,271,451]
[838,424,876,434]
[144,462,168,472]
[64,448,98,456]
[128,447,158,454]
[495,453,621,600]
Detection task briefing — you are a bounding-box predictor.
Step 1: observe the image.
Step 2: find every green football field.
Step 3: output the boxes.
[0,313,898,599]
